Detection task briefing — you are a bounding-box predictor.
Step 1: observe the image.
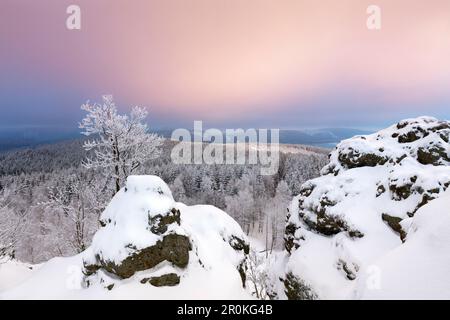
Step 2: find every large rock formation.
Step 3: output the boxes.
[82,176,192,282]
[283,117,450,299]
[1,176,251,299]
[83,175,249,291]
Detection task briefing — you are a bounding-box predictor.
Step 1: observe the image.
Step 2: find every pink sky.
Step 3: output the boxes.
[1,0,450,127]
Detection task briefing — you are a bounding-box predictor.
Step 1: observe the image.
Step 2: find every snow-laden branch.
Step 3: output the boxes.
[79,95,163,193]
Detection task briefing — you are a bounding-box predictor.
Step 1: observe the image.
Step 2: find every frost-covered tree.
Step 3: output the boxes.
[225,186,255,235]
[0,205,16,259]
[246,250,270,299]
[80,95,163,194]
[170,176,186,202]
[268,180,291,251]
[39,173,108,253]
[0,188,28,260]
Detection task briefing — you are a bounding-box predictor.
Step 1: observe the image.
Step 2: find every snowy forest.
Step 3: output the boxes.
[0,97,327,264]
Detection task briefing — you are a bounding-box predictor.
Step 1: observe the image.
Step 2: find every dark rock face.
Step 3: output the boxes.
[417,145,450,166]
[388,174,450,216]
[141,273,181,287]
[376,184,386,197]
[305,209,363,238]
[229,236,250,255]
[338,148,388,169]
[86,234,191,279]
[227,235,250,288]
[397,127,429,143]
[382,213,407,242]
[389,181,414,201]
[148,208,181,235]
[299,183,315,197]
[150,273,180,287]
[294,195,364,240]
[397,119,449,141]
[337,259,359,280]
[284,222,300,254]
[237,261,247,288]
[83,264,100,277]
[283,272,317,300]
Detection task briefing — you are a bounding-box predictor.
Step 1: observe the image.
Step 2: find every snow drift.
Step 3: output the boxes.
[355,188,450,299]
[0,175,251,299]
[283,116,450,299]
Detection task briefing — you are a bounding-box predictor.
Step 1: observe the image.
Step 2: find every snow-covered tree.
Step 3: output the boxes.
[268,180,291,251]
[171,176,186,202]
[246,250,270,299]
[39,173,108,253]
[0,188,28,260]
[225,186,255,235]
[79,95,163,194]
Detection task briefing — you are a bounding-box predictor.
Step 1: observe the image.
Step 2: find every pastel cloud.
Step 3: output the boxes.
[1,0,449,127]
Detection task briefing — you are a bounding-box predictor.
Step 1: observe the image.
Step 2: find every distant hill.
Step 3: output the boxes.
[278,128,372,147]
[0,126,372,152]
[0,127,80,152]
[159,128,373,148]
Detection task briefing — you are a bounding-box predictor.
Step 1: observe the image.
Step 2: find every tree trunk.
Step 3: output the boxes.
[115,174,120,194]
[265,215,269,259]
[112,137,121,195]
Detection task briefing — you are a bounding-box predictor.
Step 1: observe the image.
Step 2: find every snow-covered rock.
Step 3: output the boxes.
[0,175,251,299]
[283,116,450,299]
[354,189,450,299]
[83,175,191,281]
[323,116,450,174]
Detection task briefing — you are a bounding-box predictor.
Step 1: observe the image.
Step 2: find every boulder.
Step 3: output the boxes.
[82,175,250,293]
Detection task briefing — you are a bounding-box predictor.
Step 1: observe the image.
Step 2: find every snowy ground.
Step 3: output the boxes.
[0,176,253,300]
[354,189,450,299]
[0,259,36,292]
[0,254,251,300]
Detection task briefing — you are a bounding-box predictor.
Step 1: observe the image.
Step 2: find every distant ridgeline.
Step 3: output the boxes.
[159,128,372,148]
[0,127,80,152]
[0,127,371,152]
